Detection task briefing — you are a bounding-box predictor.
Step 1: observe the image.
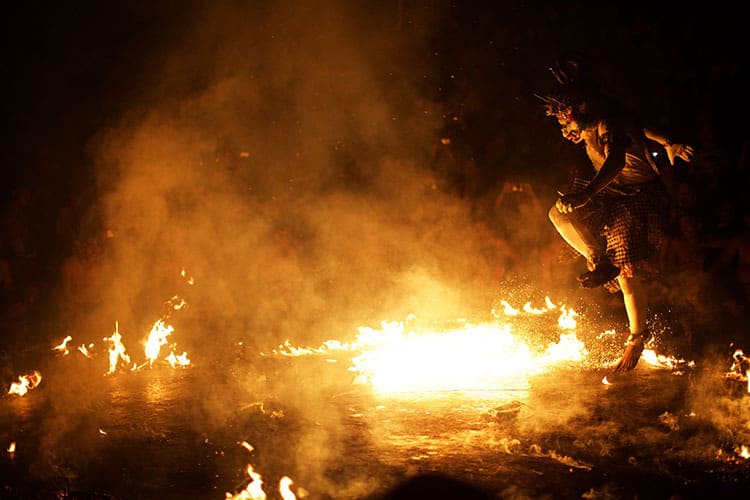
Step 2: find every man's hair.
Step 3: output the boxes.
[536,53,622,127]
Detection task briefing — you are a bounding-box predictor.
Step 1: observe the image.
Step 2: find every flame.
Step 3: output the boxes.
[640,349,692,370]
[104,322,132,374]
[495,300,519,316]
[350,320,587,393]
[78,344,93,358]
[557,306,578,330]
[740,445,750,459]
[181,268,194,285]
[167,295,187,311]
[227,442,302,499]
[165,351,191,368]
[724,349,750,391]
[279,477,296,500]
[52,335,73,355]
[7,442,15,454]
[227,464,266,500]
[269,298,591,394]
[144,319,174,365]
[8,371,42,396]
[602,376,611,385]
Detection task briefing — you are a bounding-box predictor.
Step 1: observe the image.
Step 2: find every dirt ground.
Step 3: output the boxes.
[2,324,750,500]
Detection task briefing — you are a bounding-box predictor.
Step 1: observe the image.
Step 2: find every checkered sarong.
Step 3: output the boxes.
[571,178,667,293]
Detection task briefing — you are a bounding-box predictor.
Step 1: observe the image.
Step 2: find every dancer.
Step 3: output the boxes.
[539,58,694,372]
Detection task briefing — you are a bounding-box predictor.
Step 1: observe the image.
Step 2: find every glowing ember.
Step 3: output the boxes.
[602,376,611,385]
[8,371,42,396]
[7,442,16,454]
[740,445,750,459]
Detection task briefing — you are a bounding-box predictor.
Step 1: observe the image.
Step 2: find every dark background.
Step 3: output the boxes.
[1,1,749,352]
[3,1,748,201]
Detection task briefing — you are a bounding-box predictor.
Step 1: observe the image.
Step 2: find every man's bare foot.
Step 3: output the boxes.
[613,332,652,373]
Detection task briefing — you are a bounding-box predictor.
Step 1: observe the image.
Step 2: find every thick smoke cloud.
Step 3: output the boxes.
[66,0,500,358]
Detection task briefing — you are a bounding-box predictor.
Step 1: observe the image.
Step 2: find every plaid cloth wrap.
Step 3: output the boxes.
[570,178,667,293]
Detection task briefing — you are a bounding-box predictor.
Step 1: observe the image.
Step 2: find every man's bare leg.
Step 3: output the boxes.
[614,274,650,372]
[548,206,599,262]
[548,206,619,287]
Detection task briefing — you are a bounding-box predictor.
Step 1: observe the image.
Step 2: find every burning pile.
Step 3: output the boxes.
[269,296,662,395]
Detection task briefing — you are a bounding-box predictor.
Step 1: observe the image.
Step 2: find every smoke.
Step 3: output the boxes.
[45,0,502,495]
[71,0,497,352]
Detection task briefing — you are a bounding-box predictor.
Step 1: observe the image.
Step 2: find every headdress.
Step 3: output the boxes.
[535,53,608,126]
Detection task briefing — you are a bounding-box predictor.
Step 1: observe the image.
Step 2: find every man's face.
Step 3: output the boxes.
[556,107,582,143]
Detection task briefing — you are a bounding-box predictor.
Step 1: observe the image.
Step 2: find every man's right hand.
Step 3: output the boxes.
[556,192,590,214]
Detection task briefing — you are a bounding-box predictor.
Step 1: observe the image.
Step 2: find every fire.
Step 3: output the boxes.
[279,476,304,499]
[165,351,191,368]
[52,335,73,355]
[269,298,593,394]
[640,350,692,371]
[557,306,578,330]
[144,319,174,366]
[227,464,266,500]
[226,442,302,500]
[8,371,42,396]
[7,442,15,454]
[350,320,587,393]
[104,322,132,374]
[725,349,750,392]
